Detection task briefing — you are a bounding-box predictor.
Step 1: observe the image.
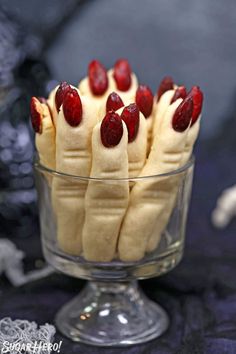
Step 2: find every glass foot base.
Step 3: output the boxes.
[55,281,169,347]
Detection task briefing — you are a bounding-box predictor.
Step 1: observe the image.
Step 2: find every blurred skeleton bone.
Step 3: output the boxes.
[212,185,236,228]
[0,239,53,286]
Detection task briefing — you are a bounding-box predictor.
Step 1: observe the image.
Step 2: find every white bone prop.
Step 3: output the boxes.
[107,69,138,102]
[34,99,56,171]
[47,85,58,126]
[118,98,190,262]
[212,185,236,228]
[0,239,53,286]
[82,121,129,262]
[117,106,148,178]
[152,89,175,140]
[52,88,98,256]
[147,116,201,252]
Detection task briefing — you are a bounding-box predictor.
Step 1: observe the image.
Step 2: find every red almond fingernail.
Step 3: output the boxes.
[135,85,154,118]
[55,82,72,112]
[63,89,83,127]
[172,96,193,132]
[113,59,132,91]
[101,111,123,147]
[188,86,204,125]
[171,86,187,103]
[121,103,140,143]
[157,76,174,101]
[88,60,108,96]
[30,97,43,133]
[106,92,124,112]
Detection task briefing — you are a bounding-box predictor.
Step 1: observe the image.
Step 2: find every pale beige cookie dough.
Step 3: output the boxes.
[78,76,112,114]
[82,121,129,262]
[47,86,59,127]
[98,92,133,122]
[116,107,147,178]
[107,69,138,103]
[152,89,175,140]
[146,115,201,253]
[33,98,55,171]
[52,87,98,256]
[118,99,189,262]
[146,116,154,153]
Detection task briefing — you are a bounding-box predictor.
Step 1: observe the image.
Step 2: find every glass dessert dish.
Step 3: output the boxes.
[35,157,194,347]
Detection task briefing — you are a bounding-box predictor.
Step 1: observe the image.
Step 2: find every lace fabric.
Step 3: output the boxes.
[0,318,56,354]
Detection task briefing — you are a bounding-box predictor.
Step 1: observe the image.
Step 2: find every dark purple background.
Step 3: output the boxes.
[0,1,236,353]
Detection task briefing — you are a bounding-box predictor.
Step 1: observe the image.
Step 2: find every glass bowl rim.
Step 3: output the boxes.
[34,155,194,182]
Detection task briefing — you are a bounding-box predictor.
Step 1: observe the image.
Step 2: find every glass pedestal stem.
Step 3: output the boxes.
[56,280,169,346]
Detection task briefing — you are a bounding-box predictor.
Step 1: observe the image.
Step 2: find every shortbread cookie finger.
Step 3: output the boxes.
[98,91,125,121]
[152,77,187,139]
[147,86,203,252]
[181,86,203,163]
[118,104,147,178]
[108,59,138,102]
[156,76,175,102]
[151,76,174,138]
[101,100,147,178]
[118,96,193,262]
[47,86,58,126]
[30,97,55,170]
[152,89,175,140]
[82,112,129,262]
[135,85,154,152]
[52,87,98,256]
[47,82,74,127]
[79,59,110,113]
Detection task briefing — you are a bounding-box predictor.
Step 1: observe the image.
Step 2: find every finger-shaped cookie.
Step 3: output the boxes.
[107,59,138,102]
[47,86,58,126]
[82,112,129,262]
[52,86,98,256]
[118,104,147,178]
[30,97,55,171]
[98,92,125,121]
[118,96,193,262]
[152,77,187,139]
[79,59,110,114]
[147,86,203,252]
[135,85,154,152]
